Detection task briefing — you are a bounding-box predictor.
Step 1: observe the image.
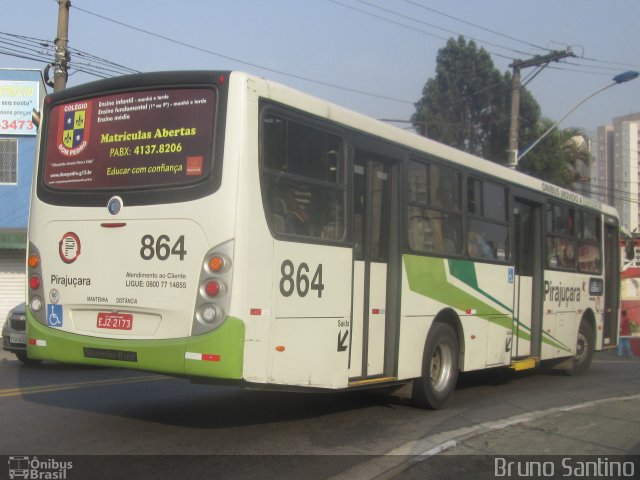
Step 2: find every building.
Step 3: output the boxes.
[591,112,640,268]
[590,113,640,234]
[0,69,46,327]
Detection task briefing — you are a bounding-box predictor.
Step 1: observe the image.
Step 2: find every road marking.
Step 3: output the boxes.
[327,393,640,480]
[595,359,638,363]
[0,375,169,398]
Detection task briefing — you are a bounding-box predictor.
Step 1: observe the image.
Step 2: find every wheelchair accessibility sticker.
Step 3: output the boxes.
[47,304,63,327]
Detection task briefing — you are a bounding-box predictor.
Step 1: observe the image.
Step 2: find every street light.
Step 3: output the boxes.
[514,70,639,164]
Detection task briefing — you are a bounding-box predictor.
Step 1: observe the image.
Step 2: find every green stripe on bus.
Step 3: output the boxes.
[448,259,515,314]
[404,255,511,329]
[403,255,571,352]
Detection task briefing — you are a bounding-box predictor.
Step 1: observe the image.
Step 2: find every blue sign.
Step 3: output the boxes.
[47,304,63,327]
[508,267,514,284]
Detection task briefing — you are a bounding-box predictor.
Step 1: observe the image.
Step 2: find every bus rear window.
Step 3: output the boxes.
[43,87,216,190]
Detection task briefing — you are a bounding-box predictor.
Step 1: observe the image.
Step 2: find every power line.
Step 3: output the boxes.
[0,31,138,79]
[580,55,640,70]
[328,0,514,61]
[328,0,632,84]
[68,3,413,105]
[328,0,450,42]
[354,0,533,57]
[401,0,548,52]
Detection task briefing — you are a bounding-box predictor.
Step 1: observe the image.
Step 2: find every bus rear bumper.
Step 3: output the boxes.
[26,310,245,379]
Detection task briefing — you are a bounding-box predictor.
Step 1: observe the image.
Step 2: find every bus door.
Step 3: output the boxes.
[603,221,620,346]
[513,198,544,358]
[349,149,399,380]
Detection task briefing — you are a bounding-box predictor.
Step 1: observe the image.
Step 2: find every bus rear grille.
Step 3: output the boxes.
[83,347,137,362]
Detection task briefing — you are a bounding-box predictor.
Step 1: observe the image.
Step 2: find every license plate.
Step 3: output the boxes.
[97,312,133,330]
[10,333,26,345]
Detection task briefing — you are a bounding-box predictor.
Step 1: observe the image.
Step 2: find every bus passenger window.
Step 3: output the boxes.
[467,219,508,261]
[547,236,575,269]
[577,212,601,273]
[546,202,579,271]
[406,159,462,256]
[261,113,345,242]
[465,178,509,262]
[267,178,343,239]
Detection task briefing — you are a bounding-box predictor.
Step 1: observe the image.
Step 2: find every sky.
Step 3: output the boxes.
[2,0,640,136]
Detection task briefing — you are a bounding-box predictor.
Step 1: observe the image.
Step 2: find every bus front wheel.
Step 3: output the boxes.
[412,323,459,409]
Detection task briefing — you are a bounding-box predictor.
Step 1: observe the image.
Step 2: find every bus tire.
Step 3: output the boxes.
[15,351,41,366]
[412,323,459,409]
[571,319,594,375]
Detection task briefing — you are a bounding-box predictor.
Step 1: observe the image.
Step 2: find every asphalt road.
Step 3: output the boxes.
[1,349,639,479]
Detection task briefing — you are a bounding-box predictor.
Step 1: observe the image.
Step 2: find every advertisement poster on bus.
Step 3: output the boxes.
[43,88,216,190]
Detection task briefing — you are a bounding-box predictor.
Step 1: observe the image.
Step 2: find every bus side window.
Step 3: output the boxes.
[261,113,345,241]
[465,178,509,262]
[546,202,577,270]
[408,209,436,252]
[406,159,462,256]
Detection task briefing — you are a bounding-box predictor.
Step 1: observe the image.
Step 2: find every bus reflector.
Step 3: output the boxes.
[100,223,127,228]
[276,346,285,352]
[185,352,221,362]
[250,308,261,316]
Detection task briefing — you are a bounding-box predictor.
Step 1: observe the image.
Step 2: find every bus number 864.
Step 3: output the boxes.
[279,260,324,298]
[140,234,187,261]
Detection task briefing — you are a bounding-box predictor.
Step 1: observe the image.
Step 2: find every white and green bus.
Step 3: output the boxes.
[26,71,621,408]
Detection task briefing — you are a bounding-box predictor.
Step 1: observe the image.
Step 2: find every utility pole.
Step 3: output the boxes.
[53,0,71,91]
[507,49,575,168]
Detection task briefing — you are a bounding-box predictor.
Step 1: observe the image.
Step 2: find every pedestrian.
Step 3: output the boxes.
[617,310,634,357]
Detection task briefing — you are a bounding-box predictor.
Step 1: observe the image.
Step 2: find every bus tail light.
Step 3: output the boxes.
[28,253,40,269]
[30,296,43,313]
[192,241,234,336]
[203,280,224,298]
[29,275,41,290]
[27,243,46,323]
[206,254,229,274]
[200,304,224,325]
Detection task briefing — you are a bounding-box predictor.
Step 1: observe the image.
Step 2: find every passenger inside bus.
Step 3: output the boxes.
[468,231,495,259]
[268,185,311,236]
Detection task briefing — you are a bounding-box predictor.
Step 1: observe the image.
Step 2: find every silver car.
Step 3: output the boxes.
[2,303,38,364]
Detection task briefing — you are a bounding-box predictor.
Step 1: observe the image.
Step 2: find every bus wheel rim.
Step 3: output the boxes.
[430,343,453,392]
[576,331,587,362]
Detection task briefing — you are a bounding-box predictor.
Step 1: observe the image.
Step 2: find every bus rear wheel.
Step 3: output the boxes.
[571,319,594,375]
[412,323,459,409]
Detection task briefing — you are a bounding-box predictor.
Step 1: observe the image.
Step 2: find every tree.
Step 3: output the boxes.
[517,124,590,189]
[412,36,540,163]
